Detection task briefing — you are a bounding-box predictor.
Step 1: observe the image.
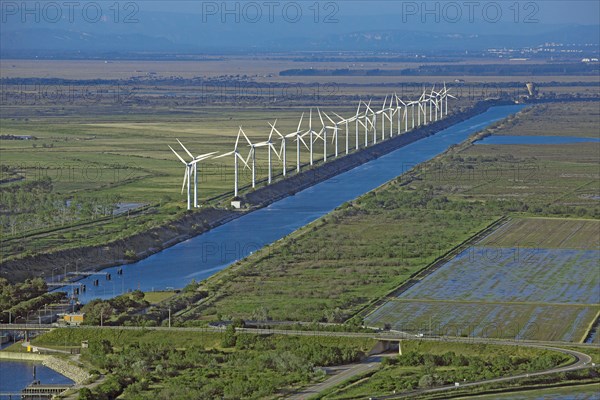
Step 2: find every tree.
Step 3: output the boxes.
[221,324,237,347]
[77,387,94,400]
[418,374,434,388]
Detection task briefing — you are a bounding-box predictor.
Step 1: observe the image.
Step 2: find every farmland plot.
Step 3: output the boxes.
[364,218,600,342]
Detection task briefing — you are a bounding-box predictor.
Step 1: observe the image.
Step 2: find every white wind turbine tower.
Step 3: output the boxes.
[381,95,395,139]
[375,96,390,142]
[285,113,309,173]
[344,102,364,152]
[442,83,456,116]
[362,100,378,145]
[332,112,351,155]
[431,88,443,121]
[214,128,249,198]
[254,124,281,185]
[304,108,321,166]
[394,94,408,133]
[169,140,217,210]
[417,91,427,126]
[324,112,344,158]
[169,145,193,210]
[241,128,261,189]
[268,120,289,177]
[387,95,396,137]
[429,87,442,121]
[315,108,328,162]
[428,86,436,122]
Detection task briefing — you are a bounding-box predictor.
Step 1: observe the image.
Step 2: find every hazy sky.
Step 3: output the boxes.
[140,1,600,25]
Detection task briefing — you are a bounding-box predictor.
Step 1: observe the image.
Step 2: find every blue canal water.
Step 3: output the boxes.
[476,135,600,145]
[56,105,525,302]
[0,361,74,399]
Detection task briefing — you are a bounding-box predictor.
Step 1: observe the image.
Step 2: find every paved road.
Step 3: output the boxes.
[285,342,594,400]
[288,354,388,400]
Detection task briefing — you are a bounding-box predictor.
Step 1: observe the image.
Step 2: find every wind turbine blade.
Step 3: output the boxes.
[177,138,194,159]
[270,143,282,160]
[234,128,242,149]
[236,152,249,169]
[297,113,304,132]
[317,108,325,127]
[195,151,218,161]
[214,150,235,159]
[240,127,253,146]
[181,167,188,194]
[323,111,335,125]
[196,151,218,159]
[298,134,310,151]
[244,149,253,169]
[332,111,345,122]
[169,145,188,165]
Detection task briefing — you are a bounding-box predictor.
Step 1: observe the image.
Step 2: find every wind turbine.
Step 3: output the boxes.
[428,88,441,122]
[241,128,267,189]
[428,86,436,122]
[268,120,289,177]
[345,102,363,152]
[304,109,320,166]
[428,87,441,121]
[254,124,282,185]
[363,100,377,145]
[394,94,408,134]
[324,112,344,158]
[388,95,396,137]
[169,145,193,210]
[169,140,216,210]
[380,95,395,139]
[442,82,456,116]
[316,108,328,162]
[332,112,350,155]
[214,128,249,198]
[285,113,309,173]
[417,91,427,126]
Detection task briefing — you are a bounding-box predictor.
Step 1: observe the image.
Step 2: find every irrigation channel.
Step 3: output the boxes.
[57,104,525,302]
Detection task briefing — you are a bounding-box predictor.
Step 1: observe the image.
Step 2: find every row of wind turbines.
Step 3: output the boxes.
[170,84,456,210]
